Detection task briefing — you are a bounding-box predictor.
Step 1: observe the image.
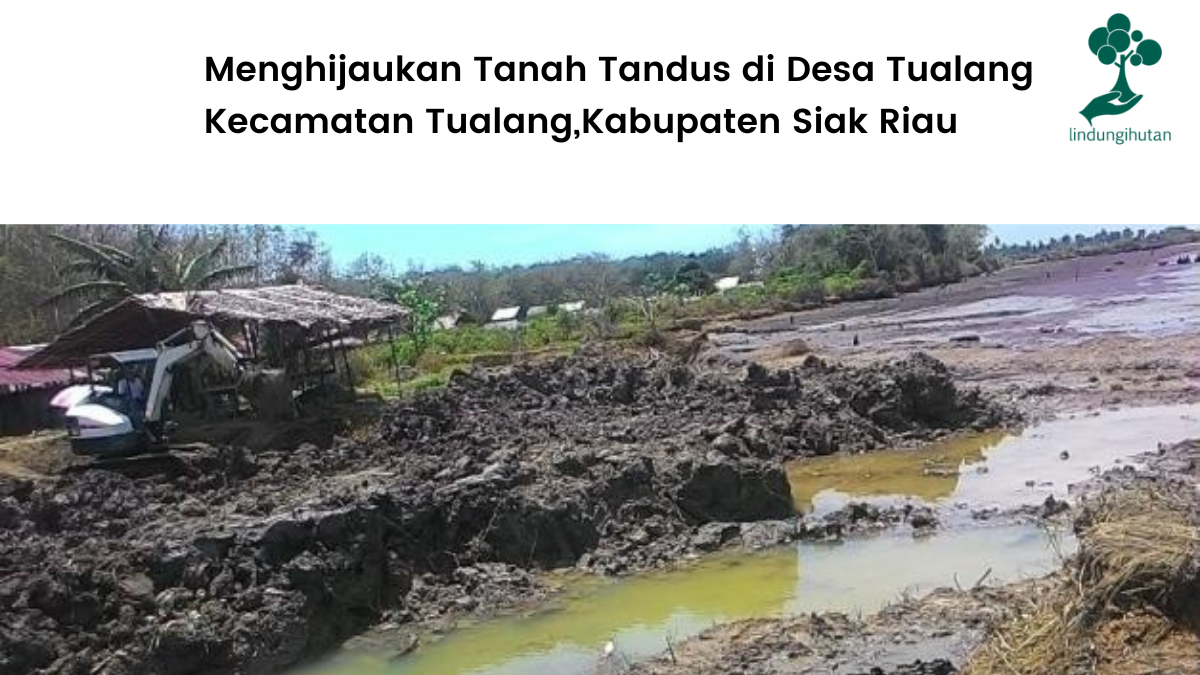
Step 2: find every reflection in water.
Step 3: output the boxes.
[299,525,1065,675]
[787,430,1006,512]
[787,404,1200,516]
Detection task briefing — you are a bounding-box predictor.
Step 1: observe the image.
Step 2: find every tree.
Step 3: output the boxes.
[44,225,256,324]
[1082,14,1162,124]
[395,282,441,363]
[344,252,395,298]
[634,272,672,334]
[670,261,713,296]
[919,225,948,256]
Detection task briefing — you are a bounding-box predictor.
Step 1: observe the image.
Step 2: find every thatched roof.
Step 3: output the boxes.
[133,285,404,327]
[20,285,406,369]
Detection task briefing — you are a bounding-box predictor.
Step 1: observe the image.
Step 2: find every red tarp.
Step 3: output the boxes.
[0,346,71,393]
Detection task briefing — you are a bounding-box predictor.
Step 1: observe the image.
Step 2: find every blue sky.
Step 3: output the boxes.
[311,224,1129,269]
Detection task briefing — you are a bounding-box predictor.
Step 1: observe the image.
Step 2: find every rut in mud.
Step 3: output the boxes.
[0,350,1007,675]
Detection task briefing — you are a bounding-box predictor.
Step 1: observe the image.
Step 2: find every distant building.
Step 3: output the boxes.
[484,301,586,329]
[490,306,522,322]
[488,306,523,330]
[714,276,741,292]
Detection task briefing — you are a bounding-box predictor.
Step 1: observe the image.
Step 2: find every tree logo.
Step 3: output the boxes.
[1080,13,1162,125]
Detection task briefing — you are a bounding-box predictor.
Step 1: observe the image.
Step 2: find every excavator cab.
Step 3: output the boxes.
[62,322,245,458]
[63,349,159,456]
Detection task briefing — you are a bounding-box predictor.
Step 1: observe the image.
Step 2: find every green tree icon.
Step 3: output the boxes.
[1080,13,1162,125]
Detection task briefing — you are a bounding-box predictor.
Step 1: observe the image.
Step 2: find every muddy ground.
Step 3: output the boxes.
[0,348,1005,675]
[618,245,1200,675]
[719,243,1200,417]
[2,246,1196,675]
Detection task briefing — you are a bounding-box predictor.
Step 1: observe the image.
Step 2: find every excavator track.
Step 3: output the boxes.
[63,445,205,478]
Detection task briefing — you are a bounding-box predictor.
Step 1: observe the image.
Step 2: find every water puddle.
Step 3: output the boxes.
[295,403,1197,675]
[299,524,1066,675]
[1069,263,1200,336]
[787,430,1004,512]
[788,403,1200,517]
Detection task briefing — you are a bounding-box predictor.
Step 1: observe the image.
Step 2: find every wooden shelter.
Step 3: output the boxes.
[20,285,408,391]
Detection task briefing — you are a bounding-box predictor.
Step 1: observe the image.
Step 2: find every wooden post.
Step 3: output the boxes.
[388,324,401,386]
[339,331,355,389]
[321,325,335,388]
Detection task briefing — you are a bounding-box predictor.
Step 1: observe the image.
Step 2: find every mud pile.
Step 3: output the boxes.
[0,351,1006,675]
[380,350,1005,458]
[626,584,1028,675]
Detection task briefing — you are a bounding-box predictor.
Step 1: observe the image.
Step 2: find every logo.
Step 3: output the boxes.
[1080,13,1162,125]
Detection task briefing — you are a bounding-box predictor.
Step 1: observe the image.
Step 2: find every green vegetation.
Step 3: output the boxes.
[44,226,258,325]
[6,223,1195,398]
[393,283,442,364]
[353,311,585,397]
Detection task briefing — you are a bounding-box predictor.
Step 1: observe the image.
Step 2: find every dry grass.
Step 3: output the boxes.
[964,484,1200,675]
[0,430,74,476]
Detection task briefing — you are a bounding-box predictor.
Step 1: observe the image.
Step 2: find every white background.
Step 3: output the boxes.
[0,1,1195,223]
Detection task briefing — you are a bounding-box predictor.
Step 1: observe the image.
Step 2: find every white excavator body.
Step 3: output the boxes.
[63,321,246,457]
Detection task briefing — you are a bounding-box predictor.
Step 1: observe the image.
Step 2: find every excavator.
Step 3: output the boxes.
[61,321,289,458]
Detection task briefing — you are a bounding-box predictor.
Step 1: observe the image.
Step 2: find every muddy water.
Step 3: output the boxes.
[298,404,1197,675]
[790,403,1200,517]
[302,524,1063,675]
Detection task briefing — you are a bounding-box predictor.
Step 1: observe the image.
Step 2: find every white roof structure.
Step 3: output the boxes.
[714,276,741,291]
[526,305,549,318]
[558,300,585,313]
[490,306,521,322]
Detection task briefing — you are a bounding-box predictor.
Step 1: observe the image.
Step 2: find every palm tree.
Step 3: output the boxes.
[44,225,257,325]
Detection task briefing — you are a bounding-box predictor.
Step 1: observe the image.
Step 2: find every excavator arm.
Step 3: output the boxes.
[143,321,244,423]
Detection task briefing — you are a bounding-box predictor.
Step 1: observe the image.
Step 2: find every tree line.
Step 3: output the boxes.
[983,226,1197,261]
[9,223,1179,347]
[0,225,335,344]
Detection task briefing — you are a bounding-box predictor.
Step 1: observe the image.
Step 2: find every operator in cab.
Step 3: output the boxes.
[116,366,147,424]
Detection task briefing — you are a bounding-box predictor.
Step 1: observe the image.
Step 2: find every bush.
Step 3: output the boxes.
[767,268,825,304]
[822,270,860,298]
[841,276,894,301]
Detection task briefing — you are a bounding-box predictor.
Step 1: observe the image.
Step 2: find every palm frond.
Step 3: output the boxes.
[152,225,171,252]
[47,233,127,269]
[181,238,230,287]
[59,259,109,277]
[67,296,126,328]
[195,264,257,289]
[41,280,130,307]
[90,242,138,266]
